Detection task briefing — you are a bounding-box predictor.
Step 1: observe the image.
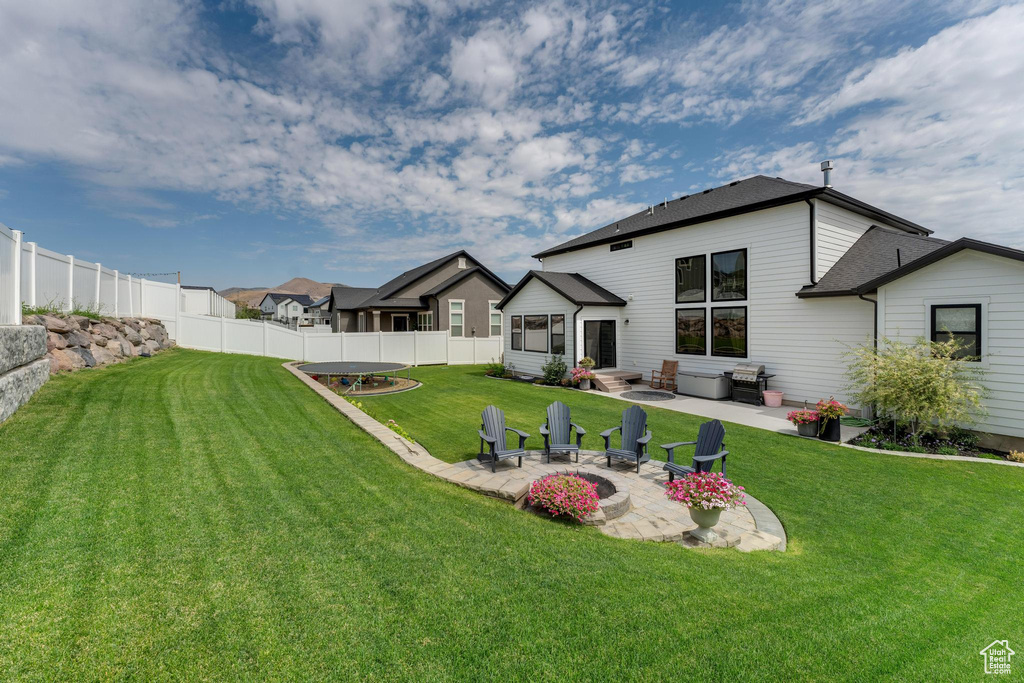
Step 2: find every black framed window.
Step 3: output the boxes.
[711,307,747,358]
[712,249,747,301]
[511,315,522,350]
[931,304,982,360]
[551,314,565,355]
[675,255,706,303]
[524,315,549,353]
[675,308,706,355]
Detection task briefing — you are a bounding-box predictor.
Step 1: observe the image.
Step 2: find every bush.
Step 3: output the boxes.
[235,302,261,319]
[664,472,746,511]
[936,446,959,456]
[541,354,568,385]
[845,336,987,445]
[1008,450,1024,463]
[483,361,506,377]
[528,474,601,522]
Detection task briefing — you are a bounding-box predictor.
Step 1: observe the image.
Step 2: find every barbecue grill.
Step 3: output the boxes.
[722,363,773,406]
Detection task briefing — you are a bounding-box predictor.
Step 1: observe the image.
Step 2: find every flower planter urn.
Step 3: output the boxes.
[762,390,784,408]
[818,416,842,442]
[797,420,819,437]
[688,506,723,543]
[580,378,591,391]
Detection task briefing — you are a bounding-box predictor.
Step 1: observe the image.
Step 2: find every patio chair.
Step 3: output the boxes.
[650,360,678,392]
[661,419,728,482]
[478,405,530,473]
[539,401,586,463]
[601,405,653,473]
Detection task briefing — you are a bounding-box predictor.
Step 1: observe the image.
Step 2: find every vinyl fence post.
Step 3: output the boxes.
[27,241,37,308]
[472,336,478,364]
[127,274,134,316]
[139,278,146,317]
[174,282,181,343]
[67,255,74,312]
[301,328,308,362]
[378,330,383,361]
[11,229,22,324]
[113,270,119,317]
[94,262,102,313]
[262,319,269,356]
[220,311,226,353]
[339,330,345,361]
[413,330,419,367]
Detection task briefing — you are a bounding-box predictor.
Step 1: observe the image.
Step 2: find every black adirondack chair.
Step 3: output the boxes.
[601,405,653,473]
[478,405,530,473]
[661,419,728,482]
[539,401,586,463]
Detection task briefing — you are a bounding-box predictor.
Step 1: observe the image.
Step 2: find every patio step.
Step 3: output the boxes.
[593,374,630,393]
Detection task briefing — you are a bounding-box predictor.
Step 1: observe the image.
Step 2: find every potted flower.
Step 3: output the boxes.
[787,409,820,437]
[579,356,596,369]
[664,472,746,542]
[816,397,848,442]
[570,366,596,390]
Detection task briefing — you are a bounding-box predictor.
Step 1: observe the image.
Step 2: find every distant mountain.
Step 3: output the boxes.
[220,278,347,308]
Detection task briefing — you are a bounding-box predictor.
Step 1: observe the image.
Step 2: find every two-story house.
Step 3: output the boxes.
[258,293,316,324]
[328,251,509,336]
[497,168,1024,447]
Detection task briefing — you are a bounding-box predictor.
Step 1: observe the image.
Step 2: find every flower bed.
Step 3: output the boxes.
[664,472,746,511]
[848,420,1006,460]
[527,473,601,522]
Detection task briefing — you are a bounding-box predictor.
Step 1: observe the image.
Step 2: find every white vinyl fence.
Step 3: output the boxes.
[0,221,233,325]
[181,287,236,318]
[175,312,502,365]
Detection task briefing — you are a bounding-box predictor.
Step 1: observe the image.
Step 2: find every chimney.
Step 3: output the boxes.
[820,160,834,187]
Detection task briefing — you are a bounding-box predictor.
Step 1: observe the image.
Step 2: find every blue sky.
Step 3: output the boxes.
[0,0,1021,289]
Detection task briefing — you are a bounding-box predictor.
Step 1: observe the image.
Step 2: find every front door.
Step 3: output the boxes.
[392,315,409,331]
[583,320,616,370]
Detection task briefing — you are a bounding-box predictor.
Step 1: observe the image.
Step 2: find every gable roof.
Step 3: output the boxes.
[855,237,1024,292]
[311,295,330,307]
[797,227,950,298]
[421,266,510,297]
[533,175,931,259]
[328,286,378,311]
[496,270,627,309]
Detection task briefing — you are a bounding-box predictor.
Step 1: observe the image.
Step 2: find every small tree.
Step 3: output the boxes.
[541,354,568,385]
[844,336,987,444]
[235,302,261,319]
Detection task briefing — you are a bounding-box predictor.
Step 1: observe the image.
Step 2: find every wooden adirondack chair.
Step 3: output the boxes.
[601,405,653,473]
[539,401,586,463]
[661,419,728,482]
[650,360,678,391]
[478,405,530,473]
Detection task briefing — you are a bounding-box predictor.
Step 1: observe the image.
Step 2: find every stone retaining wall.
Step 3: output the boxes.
[0,325,49,424]
[22,313,173,373]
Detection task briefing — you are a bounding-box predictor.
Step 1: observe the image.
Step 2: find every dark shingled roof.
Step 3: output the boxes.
[798,227,950,297]
[421,266,510,297]
[533,175,930,259]
[328,286,378,310]
[496,271,627,309]
[376,250,468,299]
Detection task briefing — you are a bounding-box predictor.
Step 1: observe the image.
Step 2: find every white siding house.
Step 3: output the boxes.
[500,172,1024,446]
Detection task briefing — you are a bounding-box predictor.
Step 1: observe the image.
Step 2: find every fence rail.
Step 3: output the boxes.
[0,221,233,324]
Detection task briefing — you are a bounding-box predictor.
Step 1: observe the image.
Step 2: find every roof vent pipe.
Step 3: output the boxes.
[821,160,834,187]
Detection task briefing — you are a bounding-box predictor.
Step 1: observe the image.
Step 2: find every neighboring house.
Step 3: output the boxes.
[258,292,316,324]
[497,169,1024,447]
[308,296,331,326]
[328,251,509,336]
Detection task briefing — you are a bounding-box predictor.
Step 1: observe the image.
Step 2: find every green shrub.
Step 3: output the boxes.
[483,361,506,377]
[541,354,567,385]
[935,446,959,456]
[845,336,987,446]
[235,302,261,319]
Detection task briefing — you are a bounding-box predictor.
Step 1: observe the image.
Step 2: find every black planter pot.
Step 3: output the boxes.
[818,417,842,442]
[797,420,819,437]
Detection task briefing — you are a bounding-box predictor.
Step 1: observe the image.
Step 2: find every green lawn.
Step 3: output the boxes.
[0,350,1021,679]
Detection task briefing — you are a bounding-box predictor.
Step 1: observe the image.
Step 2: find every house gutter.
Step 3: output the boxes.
[805,198,817,285]
[857,291,878,348]
[571,303,584,368]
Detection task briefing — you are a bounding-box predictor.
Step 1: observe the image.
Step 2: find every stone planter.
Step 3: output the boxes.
[688,506,723,543]
[797,420,819,437]
[818,416,842,442]
[580,378,591,391]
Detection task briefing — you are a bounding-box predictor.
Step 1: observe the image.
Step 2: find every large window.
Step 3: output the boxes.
[712,249,747,301]
[676,255,706,303]
[675,308,706,355]
[449,300,464,337]
[489,301,502,336]
[511,315,522,350]
[711,307,747,358]
[931,304,982,360]
[551,315,565,355]
[524,315,549,353]
[417,312,433,331]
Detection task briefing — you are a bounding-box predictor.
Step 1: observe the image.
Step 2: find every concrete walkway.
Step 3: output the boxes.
[286,362,785,552]
[598,381,871,443]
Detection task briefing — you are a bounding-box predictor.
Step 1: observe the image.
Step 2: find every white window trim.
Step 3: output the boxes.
[488,300,502,337]
[449,299,465,337]
[418,311,433,331]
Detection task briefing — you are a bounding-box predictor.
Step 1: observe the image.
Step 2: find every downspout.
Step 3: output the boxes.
[857,291,878,348]
[571,303,584,368]
[805,198,817,285]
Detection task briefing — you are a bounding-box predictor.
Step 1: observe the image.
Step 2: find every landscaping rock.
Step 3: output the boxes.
[91,323,118,339]
[92,334,108,347]
[125,328,143,345]
[0,325,47,375]
[41,314,70,333]
[65,347,97,368]
[143,339,160,355]
[70,315,93,330]
[65,329,93,348]
[46,331,67,352]
[91,346,117,366]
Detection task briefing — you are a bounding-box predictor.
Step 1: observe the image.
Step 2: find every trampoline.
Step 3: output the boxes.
[297,361,412,393]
